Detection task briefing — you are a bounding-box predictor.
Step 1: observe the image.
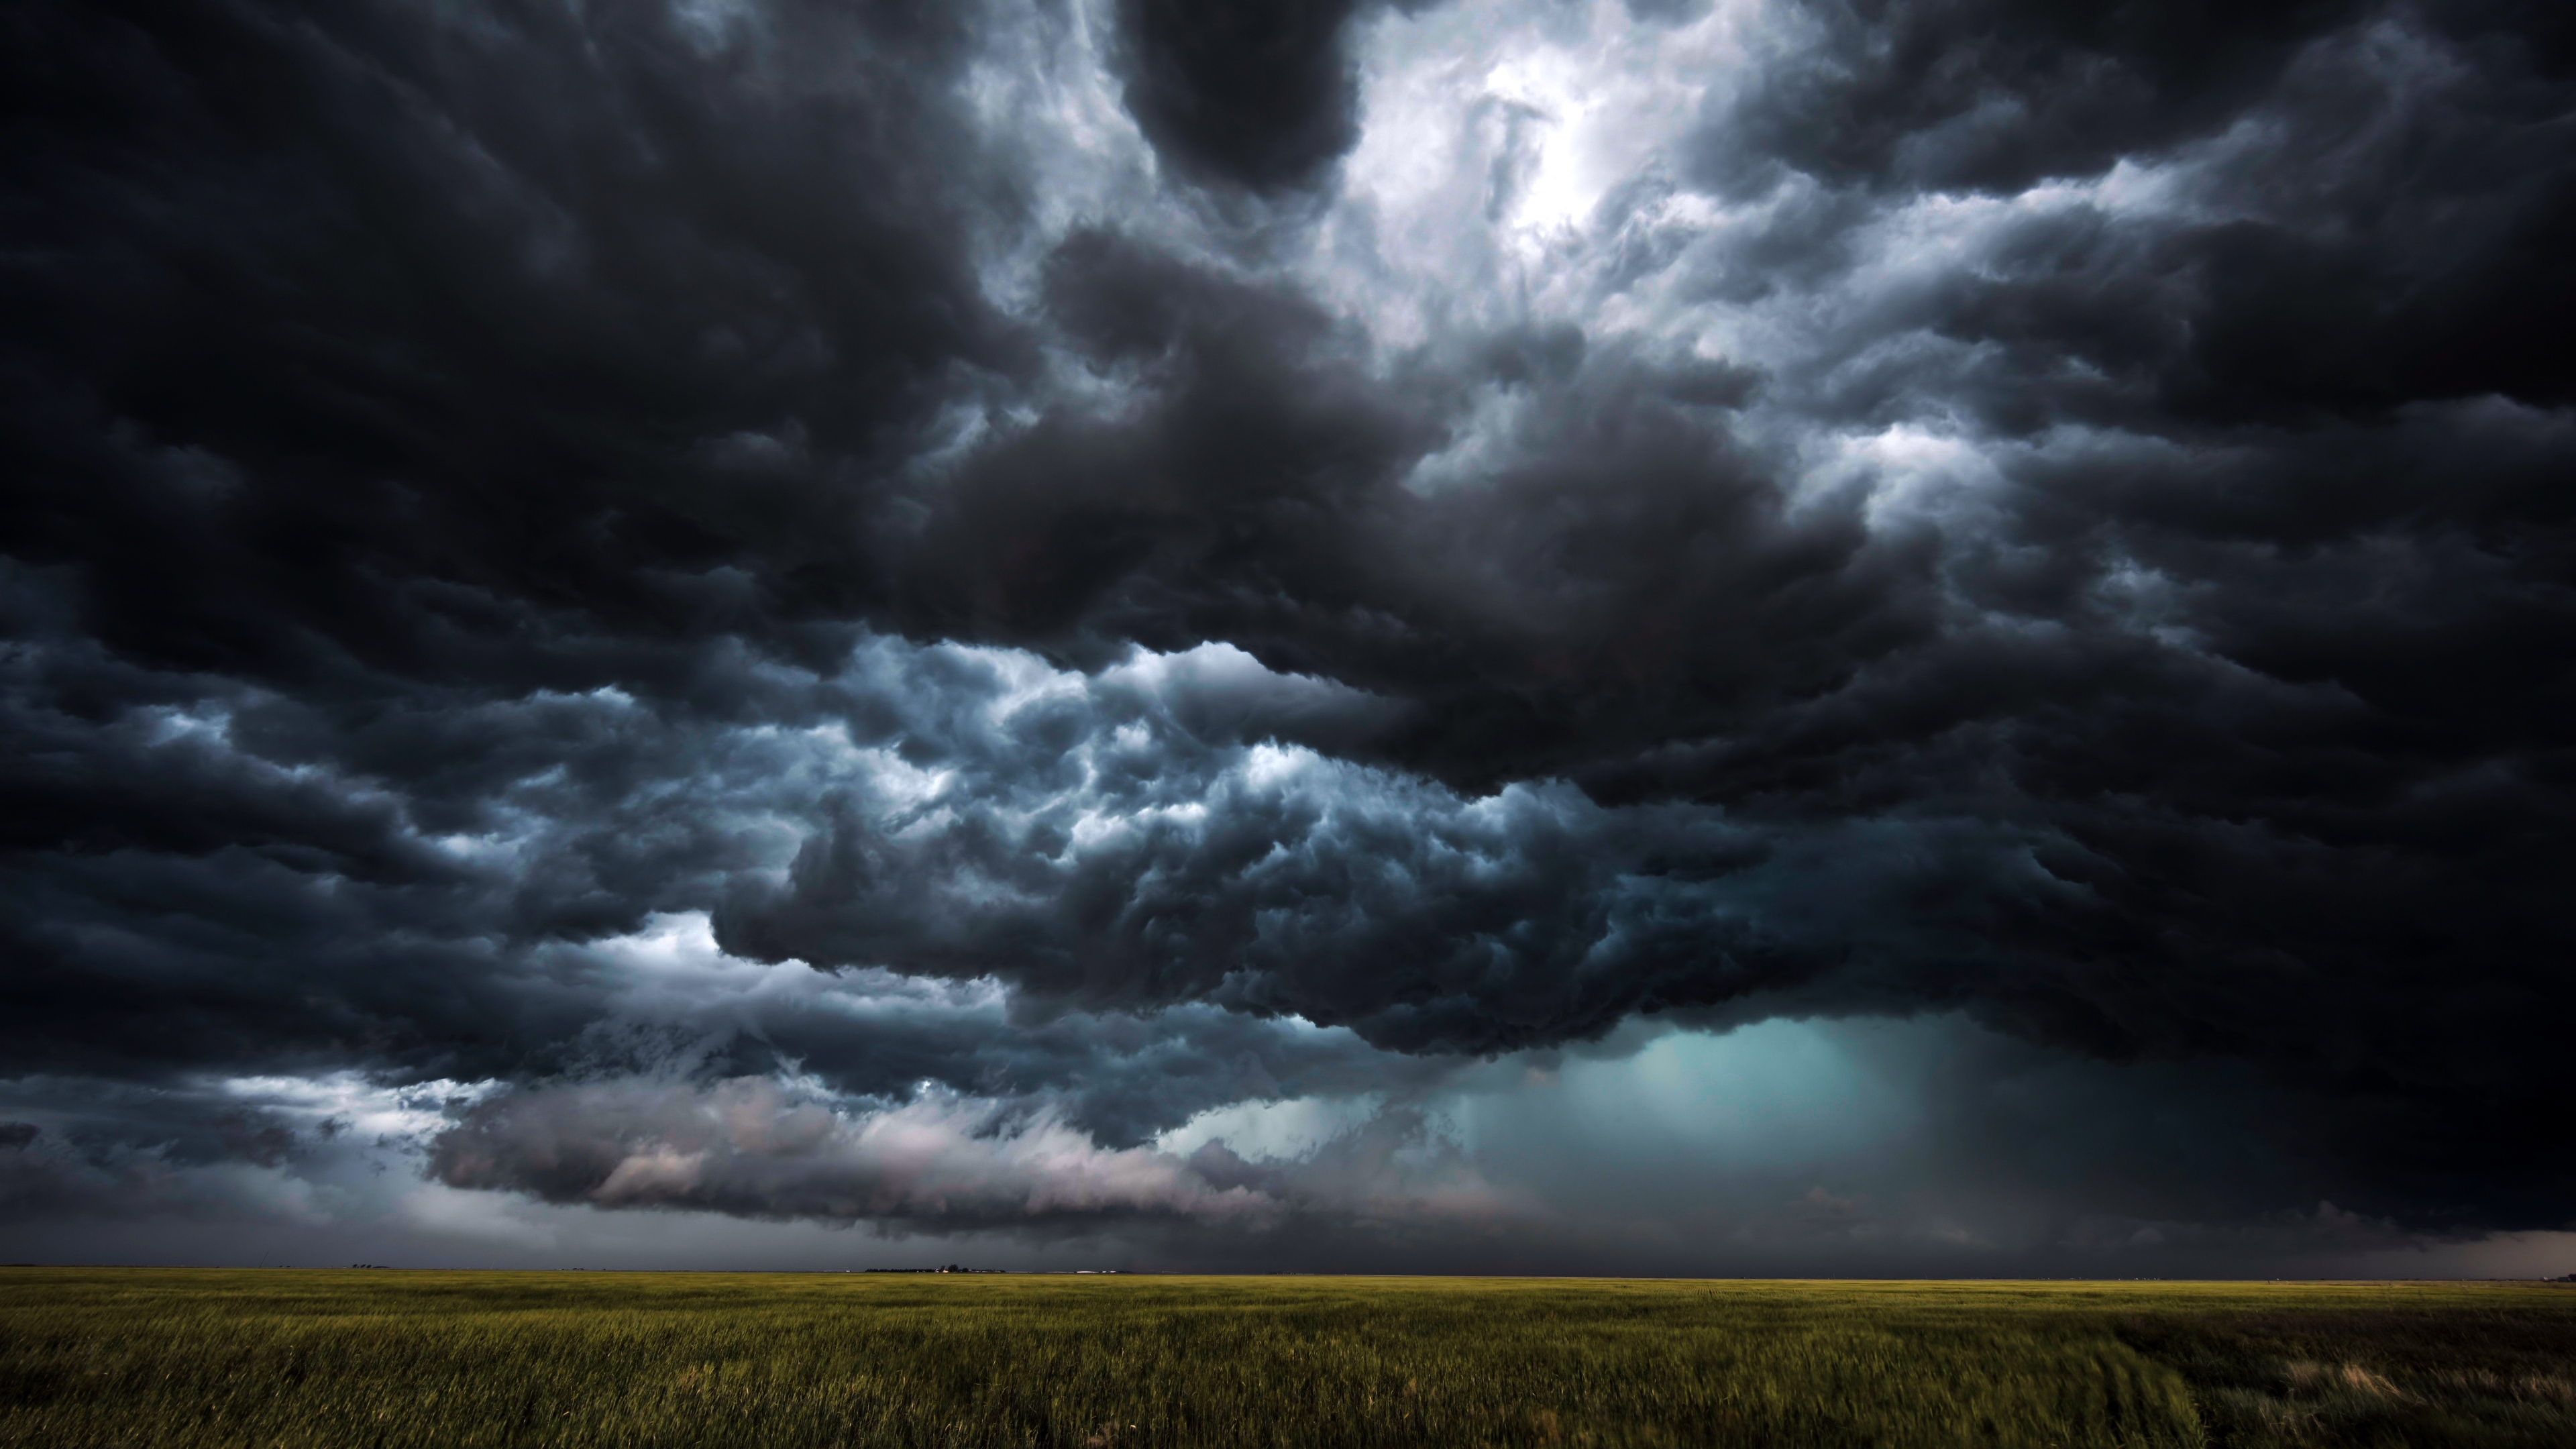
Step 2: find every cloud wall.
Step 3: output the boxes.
[3,0,2571,1265]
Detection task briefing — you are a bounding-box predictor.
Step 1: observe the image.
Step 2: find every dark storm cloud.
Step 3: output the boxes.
[0,1071,373,1228]
[1695,0,2393,197]
[1877,23,2576,427]
[4,0,2575,1251]
[2,0,1015,696]
[1112,0,1372,193]
[0,0,1038,1098]
[916,227,1904,788]
[0,586,1460,1142]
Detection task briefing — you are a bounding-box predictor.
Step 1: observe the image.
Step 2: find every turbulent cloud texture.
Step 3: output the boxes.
[3,0,2571,1267]
[429,1078,1275,1226]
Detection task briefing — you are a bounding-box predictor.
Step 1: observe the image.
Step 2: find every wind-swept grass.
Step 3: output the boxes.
[1,1269,2568,1447]
[2113,1297,2576,1448]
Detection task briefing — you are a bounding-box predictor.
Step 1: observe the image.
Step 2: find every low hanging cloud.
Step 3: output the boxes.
[429,1078,1272,1228]
[425,1074,1527,1238]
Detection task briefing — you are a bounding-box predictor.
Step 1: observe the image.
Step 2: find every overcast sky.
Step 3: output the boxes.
[3,0,2571,1276]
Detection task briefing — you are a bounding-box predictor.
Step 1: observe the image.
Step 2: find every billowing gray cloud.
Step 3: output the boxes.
[425,1073,1529,1238]
[3,0,2573,1265]
[428,1077,1279,1228]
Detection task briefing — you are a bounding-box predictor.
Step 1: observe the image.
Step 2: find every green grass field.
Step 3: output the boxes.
[3,1269,2571,1448]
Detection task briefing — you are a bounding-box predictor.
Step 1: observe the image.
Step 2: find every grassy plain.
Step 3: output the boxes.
[1,1269,2571,1448]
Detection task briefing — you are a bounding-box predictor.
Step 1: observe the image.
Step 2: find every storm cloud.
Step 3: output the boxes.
[3,0,2571,1269]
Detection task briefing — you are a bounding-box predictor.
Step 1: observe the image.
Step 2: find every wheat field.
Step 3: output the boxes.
[3,1269,2571,1448]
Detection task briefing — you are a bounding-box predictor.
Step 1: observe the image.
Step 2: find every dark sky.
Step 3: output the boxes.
[3,0,2572,1275]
